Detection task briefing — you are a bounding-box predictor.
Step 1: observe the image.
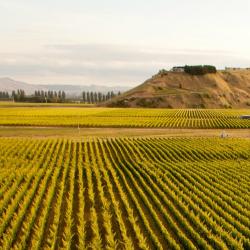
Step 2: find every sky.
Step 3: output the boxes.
[0,0,250,86]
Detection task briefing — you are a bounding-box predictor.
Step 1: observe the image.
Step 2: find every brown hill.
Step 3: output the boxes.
[106,70,250,108]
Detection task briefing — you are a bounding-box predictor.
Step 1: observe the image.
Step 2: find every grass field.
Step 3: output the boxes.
[0,107,249,128]
[0,137,249,249]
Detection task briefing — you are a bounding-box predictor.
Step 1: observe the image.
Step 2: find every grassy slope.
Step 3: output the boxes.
[106,70,250,108]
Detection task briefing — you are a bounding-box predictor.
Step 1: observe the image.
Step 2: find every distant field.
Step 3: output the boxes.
[0,107,249,128]
[0,137,249,249]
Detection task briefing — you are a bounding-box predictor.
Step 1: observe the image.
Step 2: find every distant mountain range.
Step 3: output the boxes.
[0,77,129,96]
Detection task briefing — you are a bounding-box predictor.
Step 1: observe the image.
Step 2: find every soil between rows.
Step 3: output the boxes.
[0,126,249,138]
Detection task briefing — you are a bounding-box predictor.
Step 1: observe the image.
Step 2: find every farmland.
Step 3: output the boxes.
[0,105,249,250]
[0,137,249,249]
[0,107,249,128]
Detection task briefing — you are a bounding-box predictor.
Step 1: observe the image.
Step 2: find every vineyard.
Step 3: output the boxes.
[0,107,249,128]
[0,137,249,249]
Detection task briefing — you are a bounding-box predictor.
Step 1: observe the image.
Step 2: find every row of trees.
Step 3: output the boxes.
[12,90,26,102]
[11,90,66,102]
[1,89,120,103]
[82,91,121,103]
[0,91,10,99]
[34,90,66,100]
[184,65,217,75]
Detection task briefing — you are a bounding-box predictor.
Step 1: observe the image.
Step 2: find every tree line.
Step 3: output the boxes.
[82,91,121,103]
[0,91,10,99]
[184,65,217,75]
[34,90,66,102]
[0,89,121,103]
[11,90,66,102]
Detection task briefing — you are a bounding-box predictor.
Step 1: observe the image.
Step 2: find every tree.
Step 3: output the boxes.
[98,92,102,102]
[184,65,217,75]
[20,90,25,101]
[82,91,86,103]
[11,91,16,101]
[87,92,90,103]
[62,91,66,101]
[90,92,94,103]
[107,92,111,100]
[102,93,106,102]
[94,92,98,103]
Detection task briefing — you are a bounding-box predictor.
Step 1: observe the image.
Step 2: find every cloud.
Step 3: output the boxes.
[0,44,250,85]
[47,44,237,62]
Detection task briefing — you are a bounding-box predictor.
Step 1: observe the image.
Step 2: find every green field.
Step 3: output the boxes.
[0,107,249,128]
[0,137,249,249]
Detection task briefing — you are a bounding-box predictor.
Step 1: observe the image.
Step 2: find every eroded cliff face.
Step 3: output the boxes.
[106,70,250,108]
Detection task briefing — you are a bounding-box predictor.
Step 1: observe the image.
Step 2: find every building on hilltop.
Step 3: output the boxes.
[171,66,185,72]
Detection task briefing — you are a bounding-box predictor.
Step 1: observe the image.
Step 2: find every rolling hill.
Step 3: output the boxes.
[0,78,40,94]
[106,70,250,108]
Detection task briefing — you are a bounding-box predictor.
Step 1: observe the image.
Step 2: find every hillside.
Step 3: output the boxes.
[0,78,40,94]
[106,70,250,108]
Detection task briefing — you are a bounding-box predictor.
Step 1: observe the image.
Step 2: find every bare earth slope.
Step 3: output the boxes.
[106,70,250,108]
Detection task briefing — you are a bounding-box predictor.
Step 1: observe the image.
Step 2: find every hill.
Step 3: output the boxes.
[0,78,40,94]
[0,77,128,96]
[106,70,250,108]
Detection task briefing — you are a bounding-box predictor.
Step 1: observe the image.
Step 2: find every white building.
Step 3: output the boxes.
[171,66,185,72]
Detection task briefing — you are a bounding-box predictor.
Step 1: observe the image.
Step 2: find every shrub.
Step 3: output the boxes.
[184,65,217,75]
[136,97,163,108]
[158,69,168,76]
[108,99,129,107]
[203,93,210,98]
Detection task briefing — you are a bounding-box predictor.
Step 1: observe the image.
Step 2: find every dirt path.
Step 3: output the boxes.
[0,126,249,138]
